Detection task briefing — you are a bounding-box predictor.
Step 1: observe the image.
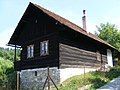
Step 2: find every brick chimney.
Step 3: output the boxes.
[82,10,86,31]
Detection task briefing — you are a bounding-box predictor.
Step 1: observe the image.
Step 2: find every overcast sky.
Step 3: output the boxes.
[0,0,120,47]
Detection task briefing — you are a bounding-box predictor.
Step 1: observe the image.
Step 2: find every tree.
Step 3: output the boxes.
[96,23,120,51]
[0,47,20,89]
[0,57,16,89]
[0,47,20,61]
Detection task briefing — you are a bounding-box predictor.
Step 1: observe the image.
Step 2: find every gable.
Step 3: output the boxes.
[8,3,58,46]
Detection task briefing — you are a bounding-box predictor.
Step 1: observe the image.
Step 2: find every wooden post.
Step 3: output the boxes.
[42,67,58,90]
[49,76,58,90]
[118,54,120,65]
[14,45,16,62]
[17,71,20,90]
[48,67,50,90]
[84,63,85,79]
[84,63,85,89]
[14,45,18,90]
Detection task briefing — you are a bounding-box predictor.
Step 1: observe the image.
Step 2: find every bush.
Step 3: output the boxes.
[0,57,16,89]
[105,66,120,80]
[90,78,107,89]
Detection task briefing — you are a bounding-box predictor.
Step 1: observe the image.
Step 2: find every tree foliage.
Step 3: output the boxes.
[0,57,16,89]
[0,47,19,89]
[96,23,120,51]
[0,47,20,61]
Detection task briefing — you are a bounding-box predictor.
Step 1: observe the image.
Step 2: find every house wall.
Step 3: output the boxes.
[14,34,59,71]
[59,43,107,68]
[58,43,108,82]
[14,4,60,70]
[21,34,58,61]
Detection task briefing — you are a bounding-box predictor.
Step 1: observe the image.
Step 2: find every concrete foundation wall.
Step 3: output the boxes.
[60,67,98,83]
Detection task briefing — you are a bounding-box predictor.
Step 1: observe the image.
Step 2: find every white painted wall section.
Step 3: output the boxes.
[60,68,97,83]
[107,49,113,67]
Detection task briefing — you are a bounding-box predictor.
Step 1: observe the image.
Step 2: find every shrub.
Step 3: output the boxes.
[90,78,107,89]
[105,66,120,80]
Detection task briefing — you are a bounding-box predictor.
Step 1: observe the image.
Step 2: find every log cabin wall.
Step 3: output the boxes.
[59,43,99,68]
[58,25,108,68]
[59,43,107,68]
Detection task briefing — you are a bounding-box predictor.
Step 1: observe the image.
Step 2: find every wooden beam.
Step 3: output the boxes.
[48,67,50,90]
[14,45,16,62]
[7,44,21,48]
[17,71,20,90]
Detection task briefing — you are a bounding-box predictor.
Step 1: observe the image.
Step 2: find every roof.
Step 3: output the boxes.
[33,3,116,49]
[8,2,117,51]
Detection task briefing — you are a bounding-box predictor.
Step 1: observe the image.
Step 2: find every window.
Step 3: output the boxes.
[27,45,34,58]
[40,40,49,56]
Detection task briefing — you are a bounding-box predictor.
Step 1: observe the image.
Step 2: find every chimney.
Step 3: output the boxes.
[82,10,86,30]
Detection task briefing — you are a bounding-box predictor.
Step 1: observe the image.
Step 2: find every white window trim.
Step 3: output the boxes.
[27,45,34,58]
[40,40,49,56]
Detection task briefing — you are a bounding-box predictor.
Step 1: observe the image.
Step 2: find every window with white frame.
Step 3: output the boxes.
[27,45,34,58]
[40,40,49,56]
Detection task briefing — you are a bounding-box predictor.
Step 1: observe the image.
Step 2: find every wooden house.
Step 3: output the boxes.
[8,2,119,89]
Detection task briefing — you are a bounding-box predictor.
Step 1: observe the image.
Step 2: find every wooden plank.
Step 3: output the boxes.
[60,63,100,68]
[60,53,97,61]
[60,57,100,64]
[17,71,20,90]
[60,44,97,56]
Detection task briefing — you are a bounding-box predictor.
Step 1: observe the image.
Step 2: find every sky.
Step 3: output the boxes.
[0,0,120,48]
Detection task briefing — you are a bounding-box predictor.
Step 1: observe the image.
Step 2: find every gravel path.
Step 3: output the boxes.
[97,76,120,90]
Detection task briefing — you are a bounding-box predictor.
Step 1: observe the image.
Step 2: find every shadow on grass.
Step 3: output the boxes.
[105,66,120,80]
[89,78,107,89]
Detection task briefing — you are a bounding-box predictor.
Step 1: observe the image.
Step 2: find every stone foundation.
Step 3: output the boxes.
[20,67,60,90]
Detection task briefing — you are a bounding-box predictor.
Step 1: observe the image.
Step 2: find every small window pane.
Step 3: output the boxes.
[40,41,49,56]
[30,45,34,57]
[45,41,48,54]
[27,45,34,58]
[27,46,30,58]
[40,42,44,55]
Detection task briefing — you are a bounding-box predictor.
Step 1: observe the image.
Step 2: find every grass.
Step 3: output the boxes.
[53,66,120,90]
